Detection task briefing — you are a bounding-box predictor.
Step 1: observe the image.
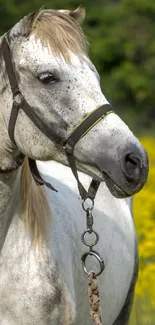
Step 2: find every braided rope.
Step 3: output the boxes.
[88,272,102,325]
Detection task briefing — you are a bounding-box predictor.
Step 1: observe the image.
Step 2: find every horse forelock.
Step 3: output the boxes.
[27,10,88,62]
[20,157,51,246]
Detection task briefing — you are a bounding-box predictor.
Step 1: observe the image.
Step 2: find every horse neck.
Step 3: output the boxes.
[0,85,21,250]
[0,168,21,250]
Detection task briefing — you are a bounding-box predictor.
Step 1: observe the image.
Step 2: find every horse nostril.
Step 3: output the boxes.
[125,153,142,169]
[123,153,142,180]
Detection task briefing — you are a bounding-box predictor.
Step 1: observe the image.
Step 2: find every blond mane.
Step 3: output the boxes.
[21,158,51,246]
[29,10,88,62]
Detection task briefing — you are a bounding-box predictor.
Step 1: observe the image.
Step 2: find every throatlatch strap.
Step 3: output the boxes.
[28,159,58,192]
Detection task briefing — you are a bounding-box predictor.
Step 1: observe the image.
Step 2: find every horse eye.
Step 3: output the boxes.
[38,73,57,85]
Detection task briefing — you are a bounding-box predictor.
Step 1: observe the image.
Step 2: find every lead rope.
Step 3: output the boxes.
[88,272,102,325]
[81,199,105,325]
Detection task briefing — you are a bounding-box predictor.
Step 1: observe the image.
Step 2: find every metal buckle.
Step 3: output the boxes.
[13,91,24,107]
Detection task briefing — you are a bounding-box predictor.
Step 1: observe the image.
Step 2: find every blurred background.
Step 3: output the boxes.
[0,0,154,324]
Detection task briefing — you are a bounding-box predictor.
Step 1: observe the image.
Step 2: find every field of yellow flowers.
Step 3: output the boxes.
[129,137,155,325]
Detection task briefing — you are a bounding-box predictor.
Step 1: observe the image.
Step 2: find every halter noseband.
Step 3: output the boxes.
[1,36,113,200]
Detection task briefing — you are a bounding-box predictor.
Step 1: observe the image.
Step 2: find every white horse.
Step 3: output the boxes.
[0,7,148,325]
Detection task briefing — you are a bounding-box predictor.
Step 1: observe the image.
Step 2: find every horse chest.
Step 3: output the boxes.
[0,237,76,325]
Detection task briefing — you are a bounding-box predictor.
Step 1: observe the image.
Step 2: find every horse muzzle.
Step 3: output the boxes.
[98,144,149,198]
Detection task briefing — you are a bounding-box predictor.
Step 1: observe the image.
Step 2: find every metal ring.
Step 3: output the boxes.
[82,198,94,212]
[13,91,24,106]
[81,250,105,277]
[81,229,99,247]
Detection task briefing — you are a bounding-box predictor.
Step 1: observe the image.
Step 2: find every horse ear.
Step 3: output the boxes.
[69,6,86,24]
[59,6,86,25]
[23,8,43,36]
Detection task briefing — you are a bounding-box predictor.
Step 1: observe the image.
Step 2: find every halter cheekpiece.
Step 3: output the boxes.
[1,35,113,200]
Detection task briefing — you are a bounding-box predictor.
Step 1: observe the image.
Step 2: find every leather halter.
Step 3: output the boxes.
[1,36,113,200]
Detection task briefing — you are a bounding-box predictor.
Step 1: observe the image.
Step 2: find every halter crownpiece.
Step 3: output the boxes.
[1,35,113,200]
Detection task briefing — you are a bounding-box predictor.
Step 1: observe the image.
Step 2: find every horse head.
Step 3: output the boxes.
[0,7,148,198]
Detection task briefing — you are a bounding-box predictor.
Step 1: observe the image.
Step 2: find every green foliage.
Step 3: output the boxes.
[83,1,155,131]
[0,0,155,131]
